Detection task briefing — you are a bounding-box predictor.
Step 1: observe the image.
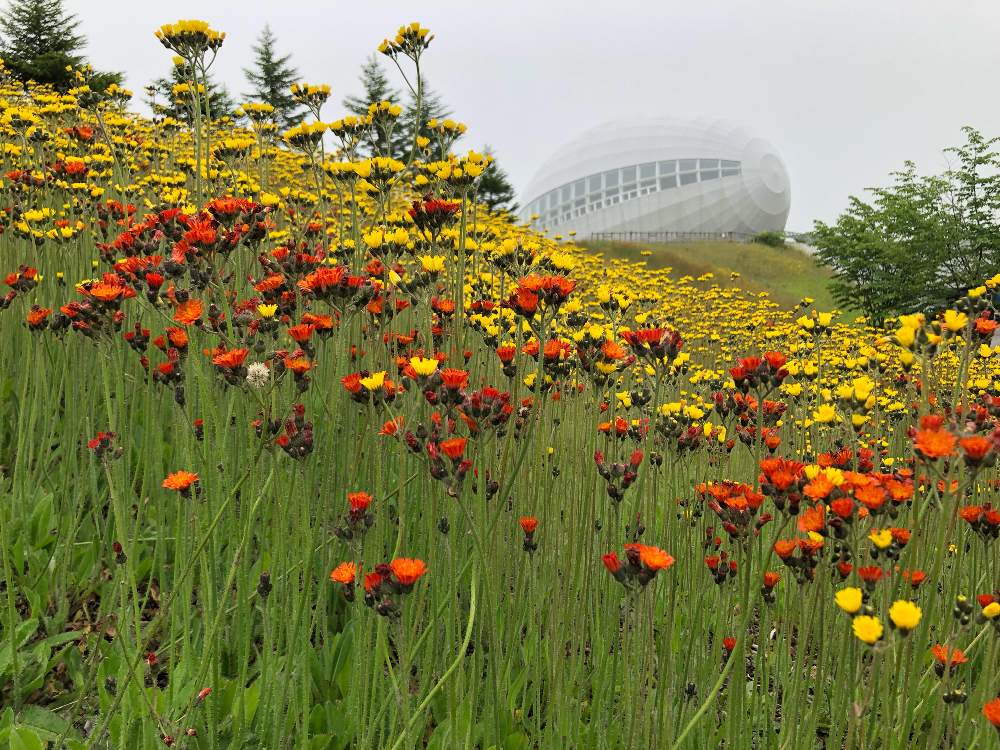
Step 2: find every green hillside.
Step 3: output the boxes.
[579,239,844,313]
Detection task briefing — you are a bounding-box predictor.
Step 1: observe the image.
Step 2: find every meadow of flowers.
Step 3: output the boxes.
[1,18,999,750]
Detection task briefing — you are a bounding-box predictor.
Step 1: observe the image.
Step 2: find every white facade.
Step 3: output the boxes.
[519,117,791,237]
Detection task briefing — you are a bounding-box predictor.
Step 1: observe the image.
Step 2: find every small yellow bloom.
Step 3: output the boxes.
[359,371,386,391]
[835,587,863,614]
[942,309,968,332]
[257,304,277,318]
[409,357,439,377]
[888,600,921,632]
[812,403,838,423]
[983,602,1000,619]
[869,528,893,550]
[852,615,883,645]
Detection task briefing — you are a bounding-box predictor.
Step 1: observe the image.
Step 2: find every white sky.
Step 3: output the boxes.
[63,0,1000,230]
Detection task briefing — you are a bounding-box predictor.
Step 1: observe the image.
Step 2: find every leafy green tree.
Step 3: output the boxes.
[0,0,119,90]
[342,54,404,158]
[477,146,518,215]
[149,62,234,123]
[242,25,304,131]
[814,128,1000,325]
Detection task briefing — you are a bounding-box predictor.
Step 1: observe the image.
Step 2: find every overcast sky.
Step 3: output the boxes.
[63,0,1000,230]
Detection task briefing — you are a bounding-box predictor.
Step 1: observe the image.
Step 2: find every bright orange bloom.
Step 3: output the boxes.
[439,437,467,460]
[960,435,992,462]
[330,562,356,585]
[930,644,967,666]
[637,545,674,571]
[162,470,198,491]
[797,504,825,533]
[519,516,538,534]
[913,428,956,459]
[26,306,52,328]
[390,558,427,586]
[440,368,469,389]
[174,298,204,325]
[983,698,1000,727]
[348,492,372,512]
[773,540,797,558]
[283,356,312,375]
[601,552,621,574]
[762,571,780,588]
[212,348,249,369]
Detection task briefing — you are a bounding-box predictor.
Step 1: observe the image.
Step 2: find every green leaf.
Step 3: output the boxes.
[17,706,74,741]
[9,727,44,750]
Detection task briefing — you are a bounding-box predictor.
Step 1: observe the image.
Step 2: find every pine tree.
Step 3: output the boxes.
[242,25,304,131]
[342,55,403,158]
[477,146,519,215]
[398,76,452,161]
[0,0,117,90]
[150,63,234,123]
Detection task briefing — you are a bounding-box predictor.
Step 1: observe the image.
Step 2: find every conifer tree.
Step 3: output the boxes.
[0,0,119,90]
[242,25,303,130]
[342,54,403,158]
[477,146,519,215]
[150,62,234,123]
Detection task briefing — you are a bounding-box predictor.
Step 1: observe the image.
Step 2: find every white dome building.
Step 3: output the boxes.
[519,117,791,239]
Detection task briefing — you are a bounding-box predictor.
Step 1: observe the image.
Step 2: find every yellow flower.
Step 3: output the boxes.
[835,587,863,614]
[812,404,838,423]
[359,371,386,391]
[942,309,968,332]
[409,357,439,377]
[419,255,445,273]
[983,602,1000,619]
[888,600,921,632]
[257,304,277,318]
[869,528,893,549]
[895,326,915,348]
[852,615,883,644]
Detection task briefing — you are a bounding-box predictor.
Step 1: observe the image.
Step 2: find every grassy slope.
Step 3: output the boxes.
[579,239,843,312]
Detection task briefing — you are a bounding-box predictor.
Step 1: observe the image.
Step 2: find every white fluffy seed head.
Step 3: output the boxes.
[246,362,270,388]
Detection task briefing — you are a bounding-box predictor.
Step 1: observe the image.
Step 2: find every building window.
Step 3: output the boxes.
[699,158,720,170]
[701,169,720,181]
[679,159,697,172]
[659,160,676,174]
[659,174,676,190]
[679,172,698,186]
[640,162,656,179]
[573,179,585,197]
[604,169,619,188]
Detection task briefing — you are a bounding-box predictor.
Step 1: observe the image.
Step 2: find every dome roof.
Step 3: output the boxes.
[519,116,790,235]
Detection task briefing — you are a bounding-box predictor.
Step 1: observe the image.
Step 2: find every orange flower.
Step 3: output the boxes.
[348,492,372,512]
[762,571,780,588]
[330,562,356,585]
[601,552,621,574]
[638,545,675,571]
[440,368,469,389]
[773,540,797,559]
[913,428,956,459]
[162,470,198,491]
[390,558,427,586]
[283,356,312,375]
[212,348,249,369]
[439,437,467,460]
[26,306,51,329]
[519,516,538,534]
[960,435,992,463]
[174,298,204,325]
[797,504,825,533]
[982,698,1000,728]
[930,644,967,666]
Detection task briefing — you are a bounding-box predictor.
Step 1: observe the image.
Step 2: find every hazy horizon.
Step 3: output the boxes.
[60,0,1000,231]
